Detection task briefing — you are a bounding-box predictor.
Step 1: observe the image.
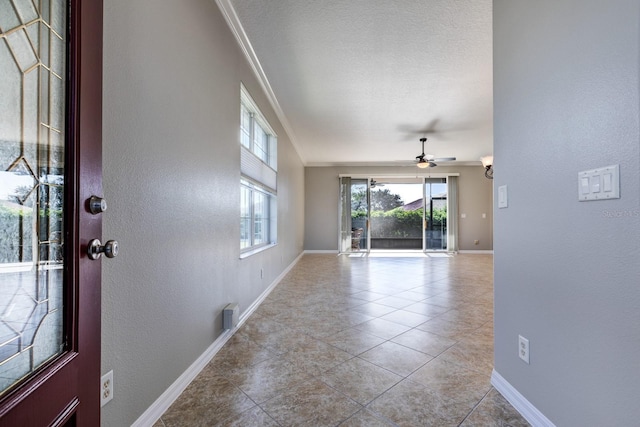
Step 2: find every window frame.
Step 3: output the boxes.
[240,88,277,171]
[240,85,278,257]
[240,179,275,252]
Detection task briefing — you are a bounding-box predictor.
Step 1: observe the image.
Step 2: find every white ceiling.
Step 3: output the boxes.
[224,0,493,166]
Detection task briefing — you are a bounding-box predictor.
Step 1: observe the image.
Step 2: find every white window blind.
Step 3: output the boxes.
[241,146,277,193]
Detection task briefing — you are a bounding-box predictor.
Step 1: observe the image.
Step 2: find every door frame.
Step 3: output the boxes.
[338,174,458,253]
[0,0,103,425]
[422,177,449,251]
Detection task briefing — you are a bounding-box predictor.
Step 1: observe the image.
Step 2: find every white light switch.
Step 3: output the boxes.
[498,185,508,208]
[461,213,466,219]
[603,173,612,192]
[580,177,590,195]
[591,175,601,193]
[578,165,620,201]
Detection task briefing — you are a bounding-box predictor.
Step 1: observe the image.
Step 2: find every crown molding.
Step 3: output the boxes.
[307,161,483,167]
[215,0,306,164]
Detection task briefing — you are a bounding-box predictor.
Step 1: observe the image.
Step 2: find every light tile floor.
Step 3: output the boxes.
[155,253,530,426]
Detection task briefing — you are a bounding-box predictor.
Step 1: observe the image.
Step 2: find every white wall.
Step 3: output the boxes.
[101,1,304,425]
[305,166,493,251]
[493,1,640,425]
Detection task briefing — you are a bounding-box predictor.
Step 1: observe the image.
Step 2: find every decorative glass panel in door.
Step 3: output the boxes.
[0,0,66,397]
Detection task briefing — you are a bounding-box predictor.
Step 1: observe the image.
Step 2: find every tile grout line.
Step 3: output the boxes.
[457,386,494,427]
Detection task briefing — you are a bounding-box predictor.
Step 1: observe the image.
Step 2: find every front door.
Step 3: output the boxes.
[0,0,103,425]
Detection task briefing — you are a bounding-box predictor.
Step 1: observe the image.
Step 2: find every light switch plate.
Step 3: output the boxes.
[578,165,620,201]
[498,185,508,208]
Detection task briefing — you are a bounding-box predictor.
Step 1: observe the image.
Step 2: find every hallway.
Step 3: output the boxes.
[155,254,528,426]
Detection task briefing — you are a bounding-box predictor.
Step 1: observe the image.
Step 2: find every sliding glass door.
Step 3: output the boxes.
[339,177,369,253]
[370,179,423,249]
[339,176,457,252]
[424,178,448,250]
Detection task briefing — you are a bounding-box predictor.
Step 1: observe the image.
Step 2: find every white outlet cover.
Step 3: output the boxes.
[518,335,530,364]
[101,370,114,407]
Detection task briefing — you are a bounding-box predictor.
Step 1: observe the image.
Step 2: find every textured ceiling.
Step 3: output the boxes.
[226,0,493,166]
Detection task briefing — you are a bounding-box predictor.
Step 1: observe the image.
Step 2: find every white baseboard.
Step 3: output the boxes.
[239,251,304,323]
[491,369,556,427]
[303,249,494,255]
[130,329,234,427]
[131,251,304,427]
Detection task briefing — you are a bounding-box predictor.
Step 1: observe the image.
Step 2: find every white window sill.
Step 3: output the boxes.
[240,243,277,259]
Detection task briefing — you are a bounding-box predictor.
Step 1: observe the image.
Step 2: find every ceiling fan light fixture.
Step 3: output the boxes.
[414,137,453,169]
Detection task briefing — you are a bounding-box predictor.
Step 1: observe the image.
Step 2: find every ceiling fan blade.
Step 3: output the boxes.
[370,179,387,188]
[432,157,456,161]
[397,119,441,137]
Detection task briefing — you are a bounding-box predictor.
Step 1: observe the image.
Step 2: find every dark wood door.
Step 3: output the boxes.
[0,0,103,425]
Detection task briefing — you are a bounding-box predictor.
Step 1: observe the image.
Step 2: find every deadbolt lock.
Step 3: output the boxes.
[89,196,107,214]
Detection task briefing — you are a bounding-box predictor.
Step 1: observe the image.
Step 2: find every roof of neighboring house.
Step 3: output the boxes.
[402,194,448,211]
[402,198,424,211]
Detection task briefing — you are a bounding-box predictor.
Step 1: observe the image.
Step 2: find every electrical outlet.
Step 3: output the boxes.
[474,240,479,245]
[101,370,114,407]
[518,335,530,364]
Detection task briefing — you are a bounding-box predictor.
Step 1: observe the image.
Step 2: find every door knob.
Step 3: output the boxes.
[87,239,119,260]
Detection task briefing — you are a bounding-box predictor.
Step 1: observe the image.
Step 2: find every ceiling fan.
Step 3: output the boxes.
[398,118,468,141]
[415,137,456,168]
[370,179,385,188]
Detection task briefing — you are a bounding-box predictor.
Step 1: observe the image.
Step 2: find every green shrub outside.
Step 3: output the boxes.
[352,207,447,238]
[0,204,34,263]
[0,204,62,263]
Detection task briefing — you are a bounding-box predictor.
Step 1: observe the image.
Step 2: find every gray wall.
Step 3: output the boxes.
[305,166,493,251]
[494,1,640,425]
[101,1,304,425]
